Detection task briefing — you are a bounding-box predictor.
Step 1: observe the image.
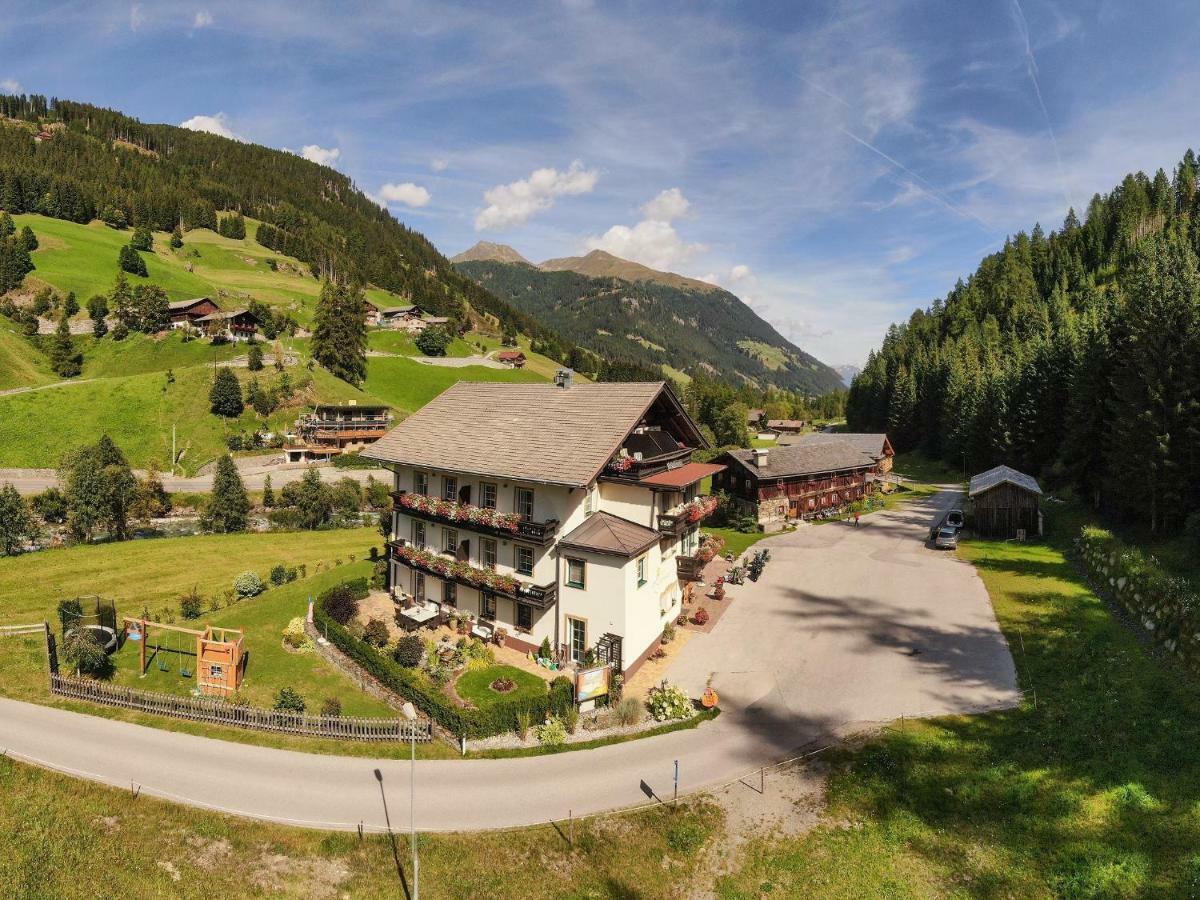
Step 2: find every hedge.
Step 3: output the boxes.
[1076,526,1200,671]
[314,581,574,738]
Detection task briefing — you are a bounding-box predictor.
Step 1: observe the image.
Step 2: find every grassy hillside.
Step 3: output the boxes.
[14,213,404,326]
[80,330,243,378]
[364,356,545,413]
[0,319,54,391]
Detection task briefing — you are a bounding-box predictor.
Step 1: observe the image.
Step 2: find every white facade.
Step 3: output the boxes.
[385,464,703,673]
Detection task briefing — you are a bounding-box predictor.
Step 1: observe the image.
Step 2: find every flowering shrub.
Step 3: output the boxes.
[647,682,694,721]
[692,607,710,626]
[684,495,720,524]
[282,616,315,653]
[394,543,522,595]
[398,492,523,533]
[536,715,568,746]
[233,571,264,597]
[607,455,634,473]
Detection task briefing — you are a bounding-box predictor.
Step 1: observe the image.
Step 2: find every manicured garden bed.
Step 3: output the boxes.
[455,665,548,708]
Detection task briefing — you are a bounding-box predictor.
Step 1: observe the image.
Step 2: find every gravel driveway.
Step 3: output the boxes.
[668,489,1020,740]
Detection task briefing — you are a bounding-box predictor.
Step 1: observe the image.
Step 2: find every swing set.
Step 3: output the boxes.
[122,617,245,696]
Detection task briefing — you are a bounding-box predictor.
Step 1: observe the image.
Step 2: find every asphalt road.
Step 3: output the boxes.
[0,489,1019,832]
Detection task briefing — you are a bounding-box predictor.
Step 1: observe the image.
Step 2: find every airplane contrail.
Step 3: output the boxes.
[1011,0,1074,214]
[839,127,996,233]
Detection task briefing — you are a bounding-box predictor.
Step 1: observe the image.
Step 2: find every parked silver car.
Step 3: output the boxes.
[934,527,959,549]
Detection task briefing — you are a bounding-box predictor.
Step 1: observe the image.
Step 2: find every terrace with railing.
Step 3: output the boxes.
[389,539,558,608]
[657,495,720,536]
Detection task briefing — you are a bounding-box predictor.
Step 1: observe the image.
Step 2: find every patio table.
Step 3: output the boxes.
[399,604,439,631]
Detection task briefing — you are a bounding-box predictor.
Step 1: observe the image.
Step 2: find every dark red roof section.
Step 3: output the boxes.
[638,461,725,489]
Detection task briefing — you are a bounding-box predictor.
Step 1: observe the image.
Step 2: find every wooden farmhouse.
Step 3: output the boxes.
[195,308,262,342]
[713,440,879,530]
[168,296,220,329]
[496,350,526,368]
[968,465,1043,538]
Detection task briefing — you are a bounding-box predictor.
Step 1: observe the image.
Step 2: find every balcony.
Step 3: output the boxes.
[657,496,720,536]
[389,540,558,609]
[391,491,559,545]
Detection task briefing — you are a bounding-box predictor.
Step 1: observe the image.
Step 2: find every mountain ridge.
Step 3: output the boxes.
[538,249,720,293]
[450,241,533,266]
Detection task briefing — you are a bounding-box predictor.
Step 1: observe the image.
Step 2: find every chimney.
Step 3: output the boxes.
[554,368,574,389]
[753,448,769,468]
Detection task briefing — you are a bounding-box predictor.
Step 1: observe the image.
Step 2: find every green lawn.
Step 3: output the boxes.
[720,507,1200,897]
[79,330,244,377]
[106,561,393,716]
[368,329,477,358]
[455,665,548,708]
[891,450,967,485]
[363,355,546,413]
[703,526,769,561]
[0,527,378,625]
[0,753,723,898]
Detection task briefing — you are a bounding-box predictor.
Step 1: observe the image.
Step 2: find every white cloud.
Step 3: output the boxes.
[299,144,341,167]
[430,157,449,172]
[0,79,21,94]
[699,273,720,285]
[640,187,690,222]
[729,264,751,281]
[379,182,432,208]
[886,245,917,265]
[475,160,599,231]
[585,188,704,271]
[179,113,242,141]
[130,3,145,31]
[193,10,213,28]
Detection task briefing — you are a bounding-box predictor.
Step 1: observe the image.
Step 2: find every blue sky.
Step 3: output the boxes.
[3,0,1198,367]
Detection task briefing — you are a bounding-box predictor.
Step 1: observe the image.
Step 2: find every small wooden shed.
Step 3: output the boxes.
[968,465,1043,538]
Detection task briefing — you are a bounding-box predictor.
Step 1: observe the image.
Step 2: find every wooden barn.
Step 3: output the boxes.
[968,465,1043,538]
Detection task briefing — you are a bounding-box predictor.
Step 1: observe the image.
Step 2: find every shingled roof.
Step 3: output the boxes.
[558,512,660,557]
[791,432,892,460]
[363,381,695,487]
[723,440,876,479]
[968,465,1043,498]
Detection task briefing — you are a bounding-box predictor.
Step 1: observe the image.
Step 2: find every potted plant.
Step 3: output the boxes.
[494,626,508,648]
[692,607,710,626]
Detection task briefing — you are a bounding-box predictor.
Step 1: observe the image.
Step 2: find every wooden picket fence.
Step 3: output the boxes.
[0,623,46,636]
[49,673,432,742]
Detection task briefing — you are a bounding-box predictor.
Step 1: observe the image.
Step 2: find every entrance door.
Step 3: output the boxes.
[567,617,587,663]
[413,572,426,603]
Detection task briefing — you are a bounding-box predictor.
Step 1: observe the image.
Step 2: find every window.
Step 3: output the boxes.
[443,476,458,501]
[442,581,457,606]
[481,538,497,569]
[414,470,429,496]
[516,603,533,631]
[412,521,426,550]
[481,591,496,619]
[413,572,425,602]
[515,487,535,521]
[567,617,586,663]
[636,556,646,587]
[515,545,534,576]
[566,557,586,589]
[443,527,458,554]
[479,482,498,510]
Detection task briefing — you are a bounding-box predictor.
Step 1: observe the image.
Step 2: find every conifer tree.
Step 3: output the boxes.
[170,225,183,249]
[118,243,147,277]
[206,455,250,533]
[49,309,82,377]
[209,368,244,418]
[0,481,35,555]
[311,281,367,385]
[0,211,13,238]
[262,474,274,508]
[19,225,37,251]
[247,342,264,371]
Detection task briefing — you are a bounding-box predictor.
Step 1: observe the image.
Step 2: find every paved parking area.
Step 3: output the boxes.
[667,489,1020,740]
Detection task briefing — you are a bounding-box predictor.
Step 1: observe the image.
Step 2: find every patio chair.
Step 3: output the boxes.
[471,620,494,643]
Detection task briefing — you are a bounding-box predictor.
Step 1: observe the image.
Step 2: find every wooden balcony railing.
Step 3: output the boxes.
[676,554,707,582]
[657,496,719,536]
[389,540,558,608]
[391,491,558,545]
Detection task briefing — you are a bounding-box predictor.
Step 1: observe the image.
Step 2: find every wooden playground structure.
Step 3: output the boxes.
[122,618,246,696]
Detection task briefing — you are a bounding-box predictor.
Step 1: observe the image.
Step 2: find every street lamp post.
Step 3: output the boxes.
[401,701,419,900]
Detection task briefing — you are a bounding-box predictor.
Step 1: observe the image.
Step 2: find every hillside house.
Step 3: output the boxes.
[284,402,394,463]
[364,376,725,677]
[363,299,381,326]
[789,432,895,474]
[168,297,220,329]
[379,305,428,331]
[713,441,877,530]
[767,419,807,435]
[496,350,526,368]
[195,309,261,343]
[968,465,1043,538]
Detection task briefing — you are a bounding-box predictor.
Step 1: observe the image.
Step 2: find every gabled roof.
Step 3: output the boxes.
[968,465,1043,498]
[496,350,526,360]
[792,432,892,460]
[638,462,725,489]
[722,441,876,479]
[767,419,806,429]
[195,309,259,324]
[168,297,216,312]
[380,305,419,316]
[558,512,660,558]
[364,381,703,487]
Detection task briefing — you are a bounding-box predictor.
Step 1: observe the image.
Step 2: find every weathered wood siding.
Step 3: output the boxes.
[970,482,1040,537]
